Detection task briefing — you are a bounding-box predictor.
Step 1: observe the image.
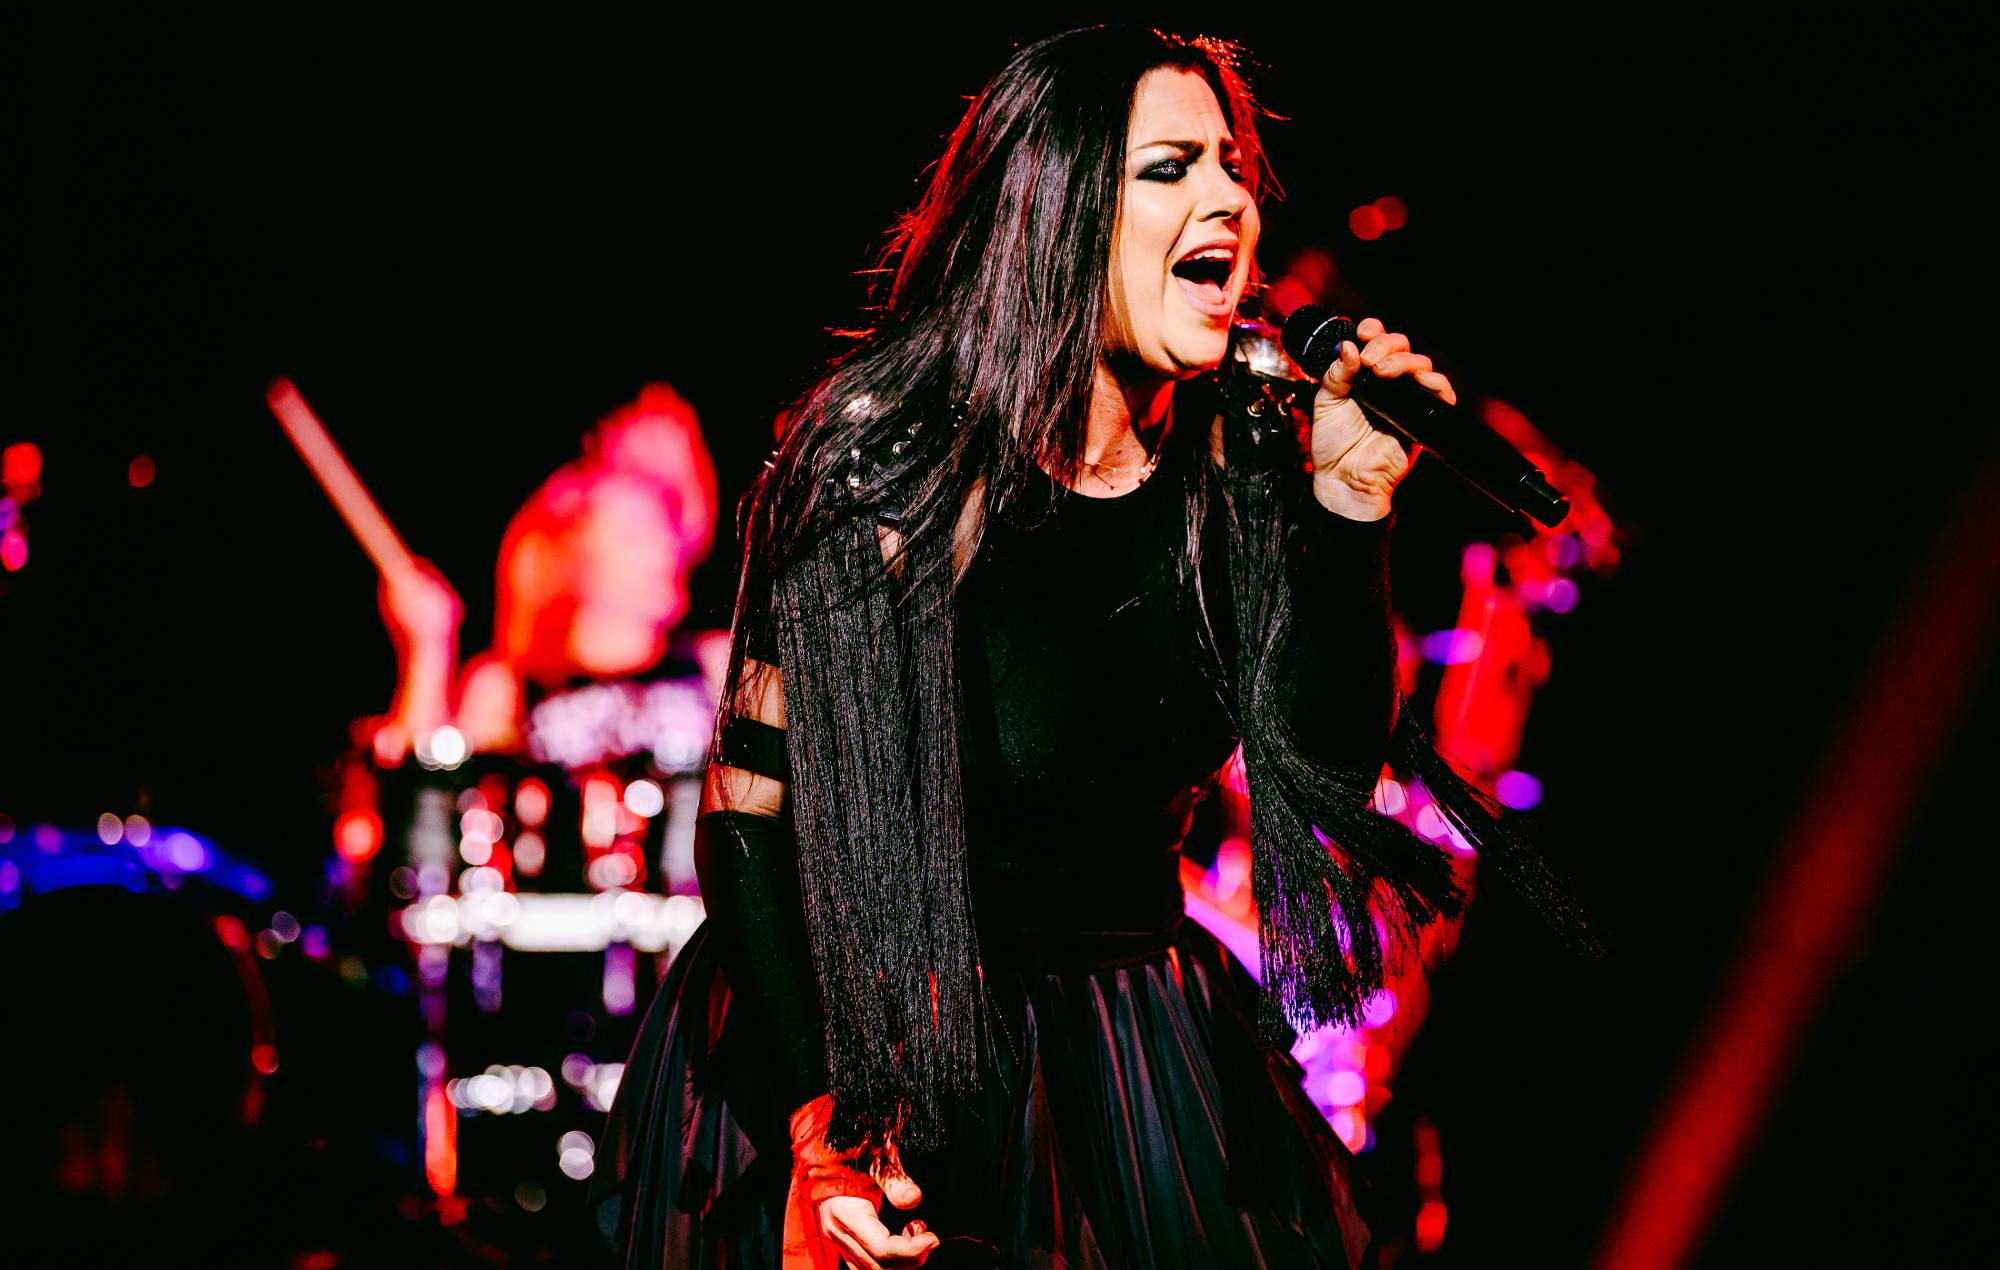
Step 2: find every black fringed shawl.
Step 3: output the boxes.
[760,385,1594,1153]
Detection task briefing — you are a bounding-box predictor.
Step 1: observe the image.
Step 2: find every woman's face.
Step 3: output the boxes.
[1105,67,1260,380]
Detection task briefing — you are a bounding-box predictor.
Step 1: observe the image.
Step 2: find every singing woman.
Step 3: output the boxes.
[593,25,1583,1268]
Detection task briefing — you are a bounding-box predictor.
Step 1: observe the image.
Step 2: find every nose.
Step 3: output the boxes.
[1197,163,1251,224]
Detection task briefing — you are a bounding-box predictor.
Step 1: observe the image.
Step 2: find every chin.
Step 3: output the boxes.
[1167,309,1238,370]
[1167,334,1232,376]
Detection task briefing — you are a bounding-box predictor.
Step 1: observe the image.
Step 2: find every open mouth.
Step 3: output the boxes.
[1172,254,1233,288]
[1170,246,1237,317]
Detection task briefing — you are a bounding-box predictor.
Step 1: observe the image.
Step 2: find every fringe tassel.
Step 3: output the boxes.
[1390,707,1603,959]
[774,517,985,1153]
[1215,402,1594,1047]
[1214,414,1458,1041]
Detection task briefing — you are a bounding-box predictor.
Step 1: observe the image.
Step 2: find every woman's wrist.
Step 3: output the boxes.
[1310,472,1394,523]
[788,1094,884,1204]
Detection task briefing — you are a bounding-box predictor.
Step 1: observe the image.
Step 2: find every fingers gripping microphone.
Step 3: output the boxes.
[1280,307,1570,528]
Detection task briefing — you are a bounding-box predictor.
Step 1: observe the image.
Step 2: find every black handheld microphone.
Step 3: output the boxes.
[1280,307,1570,528]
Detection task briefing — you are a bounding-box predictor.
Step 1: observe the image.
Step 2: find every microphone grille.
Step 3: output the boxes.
[1279,306,1356,382]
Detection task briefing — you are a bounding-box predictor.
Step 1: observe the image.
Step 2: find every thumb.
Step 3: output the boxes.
[872,1140,924,1210]
[1318,339,1363,399]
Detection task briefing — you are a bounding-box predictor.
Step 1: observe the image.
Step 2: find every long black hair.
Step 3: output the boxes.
[711,27,1282,1151]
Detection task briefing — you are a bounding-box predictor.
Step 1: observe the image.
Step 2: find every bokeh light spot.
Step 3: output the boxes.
[2,442,42,485]
[1496,769,1544,810]
[1544,577,1580,614]
[623,779,665,818]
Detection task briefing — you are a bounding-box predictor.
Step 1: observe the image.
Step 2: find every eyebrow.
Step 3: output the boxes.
[1131,138,1241,160]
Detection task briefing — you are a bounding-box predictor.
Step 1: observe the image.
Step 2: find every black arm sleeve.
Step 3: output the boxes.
[1272,480,1399,778]
[692,794,825,1117]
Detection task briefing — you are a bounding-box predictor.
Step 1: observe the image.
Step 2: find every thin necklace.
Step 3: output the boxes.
[1079,427,1169,479]
[1079,451,1162,476]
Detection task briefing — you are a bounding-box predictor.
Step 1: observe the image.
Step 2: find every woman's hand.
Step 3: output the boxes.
[818,1132,936,1270]
[818,1198,935,1270]
[784,1094,940,1268]
[1309,317,1456,521]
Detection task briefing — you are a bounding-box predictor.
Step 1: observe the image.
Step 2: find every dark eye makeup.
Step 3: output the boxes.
[1136,154,1248,184]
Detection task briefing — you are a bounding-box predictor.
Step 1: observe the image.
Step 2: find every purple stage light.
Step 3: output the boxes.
[1496,770,1544,810]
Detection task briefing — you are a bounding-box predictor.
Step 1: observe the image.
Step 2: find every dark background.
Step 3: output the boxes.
[3,12,1988,1266]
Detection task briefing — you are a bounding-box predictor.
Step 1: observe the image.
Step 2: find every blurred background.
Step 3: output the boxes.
[2,11,1988,1268]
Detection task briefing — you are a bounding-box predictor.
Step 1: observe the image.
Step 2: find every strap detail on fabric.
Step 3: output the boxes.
[719,714,790,782]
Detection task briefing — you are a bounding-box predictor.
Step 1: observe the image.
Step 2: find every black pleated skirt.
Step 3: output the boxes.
[591,913,1373,1268]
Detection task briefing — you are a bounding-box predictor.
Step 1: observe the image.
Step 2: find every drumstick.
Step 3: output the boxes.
[266,377,419,581]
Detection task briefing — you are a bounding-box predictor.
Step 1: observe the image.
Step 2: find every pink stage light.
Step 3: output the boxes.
[1362,989,1398,1028]
[1326,1070,1367,1107]
[1421,628,1485,665]
[514,831,546,876]
[514,777,551,827]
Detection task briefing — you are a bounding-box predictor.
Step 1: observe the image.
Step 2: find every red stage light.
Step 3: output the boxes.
[128,455,155,488]
[424,1083,457,1196]
[335,809,384,862]
[1416,1152,1442,1188]
[1,530,26,573]
[251,1042,280,1075]
[1373,195,1409,230]
[1349,205,1386,241]
[2,442,41,487]
[1416,1200,1448,1251]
